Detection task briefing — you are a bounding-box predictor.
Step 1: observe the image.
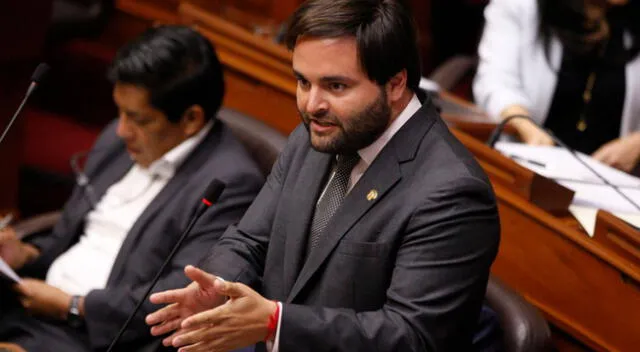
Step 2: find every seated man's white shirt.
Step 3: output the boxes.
[269,95,422,352]
[45,121,213,296]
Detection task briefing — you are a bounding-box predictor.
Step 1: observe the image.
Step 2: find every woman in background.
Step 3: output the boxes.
[473,0,640,172]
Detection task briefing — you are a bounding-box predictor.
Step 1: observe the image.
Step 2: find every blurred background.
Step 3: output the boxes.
[0,0,491,218]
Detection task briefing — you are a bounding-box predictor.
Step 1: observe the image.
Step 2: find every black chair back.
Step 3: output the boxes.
[218,108,288,177]
[486,276,552,352]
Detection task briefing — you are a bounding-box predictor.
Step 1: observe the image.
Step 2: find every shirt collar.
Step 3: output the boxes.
[357,94,421,166]
[145,119,215,179]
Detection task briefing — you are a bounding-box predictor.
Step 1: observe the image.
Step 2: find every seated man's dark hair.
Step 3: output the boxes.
[108,25,225,122]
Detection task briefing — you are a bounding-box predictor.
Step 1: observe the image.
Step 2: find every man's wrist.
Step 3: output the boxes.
[66,295,85,327]
[264,300,279,342]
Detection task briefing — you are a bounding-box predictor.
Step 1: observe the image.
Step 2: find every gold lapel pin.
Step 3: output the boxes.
[366,189,378,201]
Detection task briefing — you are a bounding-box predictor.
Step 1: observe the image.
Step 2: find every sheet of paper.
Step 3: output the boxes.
[495,142,640,188]
[0,256,21,283]
[558,181,640,214]
[568,205,598,237]
[494,142,640,233]
[569,205,640,237]
[613,212,640,229]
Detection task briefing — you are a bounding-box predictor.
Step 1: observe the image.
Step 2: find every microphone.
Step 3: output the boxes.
[487,114,640,211]
[485,114,531,148]
[106,178,227,352]
[0,63,50,145]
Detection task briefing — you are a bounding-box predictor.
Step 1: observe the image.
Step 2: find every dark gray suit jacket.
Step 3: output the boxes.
[202,100,501,351]
[8,119,264,351]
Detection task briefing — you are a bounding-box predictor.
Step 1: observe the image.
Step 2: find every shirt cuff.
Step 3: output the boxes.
[266,302,283,352]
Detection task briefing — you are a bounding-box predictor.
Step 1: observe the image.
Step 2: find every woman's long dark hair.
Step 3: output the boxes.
[537,0,640,64]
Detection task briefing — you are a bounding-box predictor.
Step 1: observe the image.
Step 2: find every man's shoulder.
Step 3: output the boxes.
[96,119,121,145]
[268,123,312,168]
[410,116,493,195]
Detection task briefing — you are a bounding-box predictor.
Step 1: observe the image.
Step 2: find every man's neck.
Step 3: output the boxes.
[388,90,415,126]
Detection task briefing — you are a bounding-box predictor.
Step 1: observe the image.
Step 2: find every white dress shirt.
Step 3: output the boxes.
[270,94,422,351]
[45,121,213,296]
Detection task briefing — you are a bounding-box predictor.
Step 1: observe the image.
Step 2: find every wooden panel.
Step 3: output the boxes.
[550,325,593,352]
[117,0,300,133]
[454,128,640,351]
[117,0,295,37]
[270,0,304,23]
[116,0,436,73]
[593,211,640,266]
[179,1,299,134]
[223,69,299,134]
[116,0,180,23]
[443,129,640,352]
[490,180,640,352]
[180,2,292,64]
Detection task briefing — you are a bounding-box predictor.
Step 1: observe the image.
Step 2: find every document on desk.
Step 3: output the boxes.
[495,142,640,233]
[557,181,640,214]
[0,256,21,283]
[569,204,640,236]
[495,142,640,188]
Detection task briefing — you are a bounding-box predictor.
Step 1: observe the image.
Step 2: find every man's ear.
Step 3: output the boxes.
[181,105,206,137]
[386,69,408,103]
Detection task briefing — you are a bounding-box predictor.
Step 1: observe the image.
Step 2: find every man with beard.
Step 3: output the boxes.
[145,0,501,351]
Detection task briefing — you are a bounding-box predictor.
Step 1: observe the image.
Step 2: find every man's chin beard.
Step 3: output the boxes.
[301,89,391,154]
[308,129,351,154]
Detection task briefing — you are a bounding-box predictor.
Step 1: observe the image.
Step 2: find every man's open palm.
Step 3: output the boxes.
[146,265,227,346]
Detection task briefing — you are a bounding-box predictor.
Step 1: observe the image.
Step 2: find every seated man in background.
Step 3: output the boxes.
[0,25,263,351]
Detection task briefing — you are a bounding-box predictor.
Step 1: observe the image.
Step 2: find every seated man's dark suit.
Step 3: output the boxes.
[201,98,501,351]
[0,118,264,351]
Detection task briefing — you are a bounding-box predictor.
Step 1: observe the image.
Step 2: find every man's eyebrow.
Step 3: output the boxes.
[293,70,355,84]
[293,70,306,80]
[319,75,354,84]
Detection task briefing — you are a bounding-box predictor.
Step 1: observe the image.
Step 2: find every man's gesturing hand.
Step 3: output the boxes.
[146,265,227,347]
[171,278,278,352]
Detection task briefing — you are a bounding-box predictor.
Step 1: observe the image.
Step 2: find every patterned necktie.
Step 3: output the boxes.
[306,153,360,255]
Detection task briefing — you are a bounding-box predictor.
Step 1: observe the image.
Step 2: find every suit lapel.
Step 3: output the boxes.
[282,149,333,295]
[286,150,401,302]
[286,102,438,303]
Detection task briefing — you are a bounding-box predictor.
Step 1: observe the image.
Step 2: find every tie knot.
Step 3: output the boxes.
[335,154,360,175]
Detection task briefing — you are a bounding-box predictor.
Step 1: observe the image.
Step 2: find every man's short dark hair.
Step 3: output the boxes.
[285,0,421,92]
[108,25,225,123]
